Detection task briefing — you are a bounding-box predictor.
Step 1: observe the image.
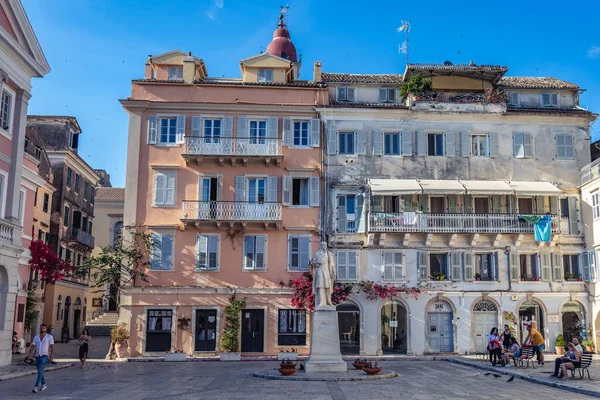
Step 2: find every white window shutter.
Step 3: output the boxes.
[357,130,367,155]
[165,173,175,205]
[394,252,403,281]
[234,176,246,202]
[513,132,524,158]
[299,237,310,271]
[337,252,347,280]
[216,175,223,201]
[236,116,248,138]
[176,115,186,144]
[401,130,412,156]
[589,249,597,282]
[523,133,533,158]
[198,176,206,201]
[416,131,427,156]
[356,194,365,233]
[147,115,158,144]
[565,135,574,159]
[383,252,393,281]
[256,236,266,270]
[212,236,220,270]
[337,195,347,233]
[283,118,293,146]
[489,132,499,157]
[460,131,470,157]
[310,119,320,147]
[196,235,208,270]
[372,129,383,156]
[347,87,355,102]
[541,252,551,281]
[348,251,357,279]
[552,253,563,281]
[464,252,474,281]
[510,253,519,281]
[282,176,291,206]
[222,117,233,138]
[267,117,278,139]
[267,176,278,203]
[582,252,590,282]
[445,131,455,157]
[154,173,165,205]
[191,116,202,137]
[418,251,429,281]
[451,252,462,281]
[378,88,387,102]
[309,177,320,207]
[327,125,337,155]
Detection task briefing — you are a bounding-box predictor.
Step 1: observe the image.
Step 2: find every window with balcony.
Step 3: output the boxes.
[471,134,488,157]
[383,251,403,281]
[593,192,600,220]
[196,234,219,270]
[556,134,574,159]
[63,205,69,227]
[430,196,445,214]
[168,66,183,80]
[563,254,581,280]
[384,133,400,155]
[430,253,450,280]
[513,132,533,158]
[249,120,267,144]
[541,92,559,107]
[159,117,177,144]
[293,121,309,147]
[204,119,221,143]
[474,197,490,214]
[258,69,274,82]
[338,131,355,155]
[519,254,539,281]
[43,193,49,213]
[0,90,11,131]
[66,167,72,188]
[475,253,494,281]
[428,133,444,156]
[74,173,80,193]
[288,235,310,271]
[377,88,397,103]
[336,87,355,102]
[150,233,174,270]
[337,250,357,280]
[248,177,266,204]
[243,235,266,270]
[278,309,306,346]
[337,194,357,233]
[153,170,176,206]
[518,198,534,214]
[507,91,520,106]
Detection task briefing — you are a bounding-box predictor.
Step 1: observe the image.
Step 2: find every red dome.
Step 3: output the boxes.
[265,17,297,62]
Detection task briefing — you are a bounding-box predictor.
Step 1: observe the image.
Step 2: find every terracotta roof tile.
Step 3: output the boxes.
[499,77,580,90]
[321,73,404,84]
[95,187,125,202]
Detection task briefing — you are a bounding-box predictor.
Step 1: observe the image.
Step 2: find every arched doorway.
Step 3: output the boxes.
[472,300,499,353]
[562,301,585,342]
[427,300,454,353]
[0,266,8,331]
[518,300,544,344]
[337,303,360,355]
[381,301,407,354]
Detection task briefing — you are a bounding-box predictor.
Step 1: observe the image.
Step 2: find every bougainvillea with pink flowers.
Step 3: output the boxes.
[29,240,77,283]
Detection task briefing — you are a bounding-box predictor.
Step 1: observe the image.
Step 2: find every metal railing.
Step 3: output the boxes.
[581,158,600,185]
[412,91,504,104]
[184,137,282,156]
[71,228,95,248]
[0,218,18,246]
[369,212,563,234]
[182,201,282,221]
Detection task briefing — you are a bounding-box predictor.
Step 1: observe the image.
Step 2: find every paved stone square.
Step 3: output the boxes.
[0,359,596,400]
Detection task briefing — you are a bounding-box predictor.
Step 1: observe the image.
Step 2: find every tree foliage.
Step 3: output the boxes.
[24,288,39,336]
[220,294,246,352]
[399,75,433,97]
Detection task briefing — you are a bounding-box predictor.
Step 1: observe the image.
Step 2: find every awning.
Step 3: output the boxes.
[368,179,422,195]
[460,180,514,195]
[418,180,466,195]
[508,181,562,196]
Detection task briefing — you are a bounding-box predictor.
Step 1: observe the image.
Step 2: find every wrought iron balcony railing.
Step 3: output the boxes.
[70,228,95,248]
[182,201,282,221]
[412,91,504,104]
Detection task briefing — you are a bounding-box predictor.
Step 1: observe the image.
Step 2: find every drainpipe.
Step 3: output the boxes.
[504,247,512,292]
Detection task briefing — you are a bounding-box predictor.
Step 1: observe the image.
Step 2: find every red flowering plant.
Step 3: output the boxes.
[29,240,77,283]
[358,281,427,301]
[289,263,353,312]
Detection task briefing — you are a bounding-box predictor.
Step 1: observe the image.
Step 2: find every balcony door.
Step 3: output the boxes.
[474,197,489,214]
[248,178,267,219]
[199,177,218,219]
[518,198,534,214]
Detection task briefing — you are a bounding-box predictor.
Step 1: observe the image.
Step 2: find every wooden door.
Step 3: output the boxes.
[241,309,264,352]
[195,310,217,352]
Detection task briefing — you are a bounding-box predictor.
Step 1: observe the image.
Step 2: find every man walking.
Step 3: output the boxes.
[27,324,55,393]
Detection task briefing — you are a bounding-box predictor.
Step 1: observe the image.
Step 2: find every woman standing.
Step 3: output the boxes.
[78,329,92,369]
[501,325,513,351]
[487,327,501,365]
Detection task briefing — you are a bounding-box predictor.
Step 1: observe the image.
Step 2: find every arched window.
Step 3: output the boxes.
[113,221,123,248]
[75,297,82,306]
[56,295,62,321]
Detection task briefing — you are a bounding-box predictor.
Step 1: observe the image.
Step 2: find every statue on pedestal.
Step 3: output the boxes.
[312,242,336,309]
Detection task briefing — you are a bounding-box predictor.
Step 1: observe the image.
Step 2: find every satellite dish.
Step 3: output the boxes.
[443,61,453,66]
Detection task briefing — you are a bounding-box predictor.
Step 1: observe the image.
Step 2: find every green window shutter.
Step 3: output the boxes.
[464,252,474,281]
[552,253,563,281]
[463,195,473,214]
[510,253,519,281]
[448,195,458,214]
[451,252,462,281]
[541,252,551,281]
[418,251,429,281]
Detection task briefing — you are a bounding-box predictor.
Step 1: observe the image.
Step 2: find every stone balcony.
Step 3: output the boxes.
[181,201,282,229]
[69,228,95,249]
[0,218,21,247]
[182,137,283,166]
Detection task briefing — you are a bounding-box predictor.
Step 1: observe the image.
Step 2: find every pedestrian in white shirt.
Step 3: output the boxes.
[26,324,55,393]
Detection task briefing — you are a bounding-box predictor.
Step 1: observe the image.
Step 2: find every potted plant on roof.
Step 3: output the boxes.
[220,294,246,361]
[278,347,298,361]
[555,334,566,355]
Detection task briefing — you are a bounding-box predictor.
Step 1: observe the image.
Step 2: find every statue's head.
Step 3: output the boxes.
[320,241,327,250]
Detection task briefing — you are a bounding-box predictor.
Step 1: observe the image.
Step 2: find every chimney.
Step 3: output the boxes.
[313,61,322,82]
[183,51,195,84]
[145,55,154,79]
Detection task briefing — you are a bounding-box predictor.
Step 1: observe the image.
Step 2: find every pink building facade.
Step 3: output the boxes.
[0,0,49,366]
[120,20,328,356]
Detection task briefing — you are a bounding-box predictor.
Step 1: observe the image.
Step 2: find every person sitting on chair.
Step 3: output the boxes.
[559,342,581,380]
[502,337,520,367]
[12,331,21,354]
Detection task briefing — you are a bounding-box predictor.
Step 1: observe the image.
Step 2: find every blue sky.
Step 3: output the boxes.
[22,0,600,187]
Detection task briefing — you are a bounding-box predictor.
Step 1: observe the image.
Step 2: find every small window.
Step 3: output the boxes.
[336,87,355,102]
[337,250,357,280]
[556,134,574,159]
[37,229,43,241]
[291,178,309,206]
[24,137,29,151]
[63,205,69,227]
[384,133,400,155]
[43,193,49,213]
[243,235,266,270]
[337,194,357,233]
[278,309,307,346]
[563,254,581,279]
[507,91,520,106]
[471,134,488,157]
[430,253,449,280]
[196,234,219,270]
[382,251,403,281]
[74,174,80,193]
[338,131,355,155]
[293,121,309,147]
[0,90,11,130]
[593,192,600,220]
[159,117,177,144]
[168,66,183,80]
[257,69,274,82]
[513,132,533,159]
[35,146,42,160]
[288,236,310,271]
[150,233,174,270]
[541,92,559,107]
[153,170,176,206]
[378,88,397,103]
[66,167,72,188]
[249,120,267,144]
[428,133,444,156]
[203,119,221,142]
[519,254,539,281]
[84,181,90,201]
[475,253,494,281]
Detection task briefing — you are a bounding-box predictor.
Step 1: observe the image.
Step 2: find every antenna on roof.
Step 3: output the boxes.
[280,5,289,26]
[397,20,410,66]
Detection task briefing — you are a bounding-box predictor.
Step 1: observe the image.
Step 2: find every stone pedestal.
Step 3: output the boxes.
[305,306,347,374]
